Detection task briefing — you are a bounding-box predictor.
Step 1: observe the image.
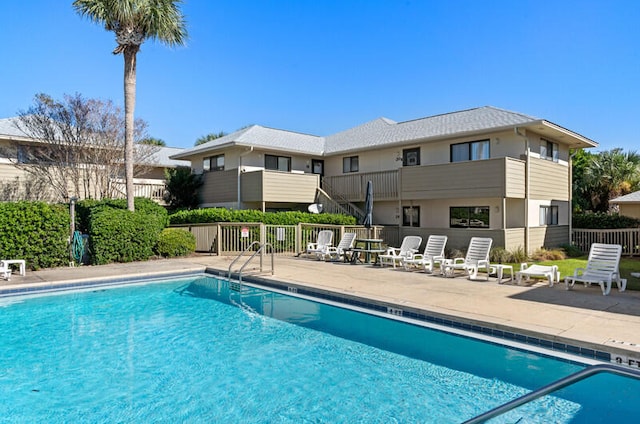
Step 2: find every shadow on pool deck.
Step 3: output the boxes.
[3,253,640,362]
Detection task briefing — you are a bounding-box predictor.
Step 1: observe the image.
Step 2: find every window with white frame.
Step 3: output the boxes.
[265,154,291,172]
[540,139,558,162]
[450,139,489,162]
[342,156,359,173]
[539,205,558,225]
[203,154,224,172]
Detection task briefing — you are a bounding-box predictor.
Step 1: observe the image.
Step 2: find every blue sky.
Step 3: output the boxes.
[1,1,638,151]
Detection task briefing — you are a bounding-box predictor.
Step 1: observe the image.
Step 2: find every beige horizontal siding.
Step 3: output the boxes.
[262,172,318,203]
[504,159,525,198]
[529,226,570,250]
[529,159,569,200]
[201,169,238,204]
[401,158,516,199]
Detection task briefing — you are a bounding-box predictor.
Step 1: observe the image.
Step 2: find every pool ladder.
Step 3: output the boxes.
[228,241,274,292]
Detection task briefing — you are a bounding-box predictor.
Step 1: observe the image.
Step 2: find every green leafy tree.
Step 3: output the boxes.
[139,137,166,146]
[74,0,187,212]
[164,166,203,210]
[195,131,227,146]
[580,148,640,212]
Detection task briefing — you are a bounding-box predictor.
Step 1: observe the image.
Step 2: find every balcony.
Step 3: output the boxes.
[322,158,525,202]
[200,169,319,205]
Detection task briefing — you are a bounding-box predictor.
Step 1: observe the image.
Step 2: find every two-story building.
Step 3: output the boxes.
[171,106,597,253]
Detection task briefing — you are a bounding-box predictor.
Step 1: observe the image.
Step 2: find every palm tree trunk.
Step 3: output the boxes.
[123,47,139,212]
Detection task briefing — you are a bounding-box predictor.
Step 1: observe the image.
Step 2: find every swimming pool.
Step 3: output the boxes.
[0,275,632,422]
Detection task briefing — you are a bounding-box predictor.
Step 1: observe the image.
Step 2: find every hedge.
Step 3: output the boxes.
[88,207,165,265]
[155,228,196,257]
[573,213,640,229]
[76,197,169,233]
[169,208,357,226]
[0,201,69,269]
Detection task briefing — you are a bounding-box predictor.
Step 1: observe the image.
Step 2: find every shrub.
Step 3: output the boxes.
[169,208,357,226]
[88,207,165,265]
[560,243,584,258]
[0,201,69,269]
[77,197,169,233]
[156,228,196,257]
[509,246,528,263]
[489,247,510,263]
[164,167,203,211]
[573,213,640,229]
[530,248,566,261]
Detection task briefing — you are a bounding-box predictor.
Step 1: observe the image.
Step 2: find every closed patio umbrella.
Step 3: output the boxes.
[362,180,373,236]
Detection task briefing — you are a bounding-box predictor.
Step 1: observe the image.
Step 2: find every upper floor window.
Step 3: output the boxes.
[451,139,489,162]
[203,154,224,172]
[343,156,359,173]
[450,206,490,228]
[265,154,291,172]
[540,139,558,162]
[402,147,420,166]
[539,205,558,226]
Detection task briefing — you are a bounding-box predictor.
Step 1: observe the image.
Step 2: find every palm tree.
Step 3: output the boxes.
[582,148,640,212]
[73,0,187,211]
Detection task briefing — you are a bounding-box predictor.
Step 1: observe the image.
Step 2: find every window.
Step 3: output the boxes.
[343,156,359,173]
[403,206,420,227]
[450,206,490,228]
[203,154,224,172]
[539,205,558,225]
[402,147,420,166]
[450,140,489,162]
[265,154,291,172]
[540,139,558,162]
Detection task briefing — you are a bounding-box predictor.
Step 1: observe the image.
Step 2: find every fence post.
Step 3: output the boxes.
[216,223,222,255]
[296,223,302,255]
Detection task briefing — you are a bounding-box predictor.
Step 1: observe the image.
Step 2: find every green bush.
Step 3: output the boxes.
[0,201,69,269]
[572,213,640,229]
[77,197,169,233]
[169,208,357,226]
[88,207,165,265]
[156,228,196,257]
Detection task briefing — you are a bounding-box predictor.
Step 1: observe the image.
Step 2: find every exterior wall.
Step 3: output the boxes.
[200,169,238,205]
[528,157,569,200]
[505,198,525,228]
[410,198,502,229]
[241,170,319,203]
[528,226,570,250]
[400,158,525,200]
[528,199,570,227]
[619,204,640,219]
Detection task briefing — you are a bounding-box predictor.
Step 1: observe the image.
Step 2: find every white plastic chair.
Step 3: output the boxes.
[565,243,626,295]
[378,236,422,268]
[305,230,333,260]
[443,237,493,280]
[325,232,357,261]
[403,235,448,273]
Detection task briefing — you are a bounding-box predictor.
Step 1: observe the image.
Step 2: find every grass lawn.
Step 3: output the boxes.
[526,256,640,291]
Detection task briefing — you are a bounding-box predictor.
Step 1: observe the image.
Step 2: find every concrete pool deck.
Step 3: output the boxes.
[2,254,640,365]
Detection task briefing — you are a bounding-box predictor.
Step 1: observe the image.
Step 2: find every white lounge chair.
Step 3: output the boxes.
[403,235,448,273]
[325,232,357,261]
[443,237,493,280]
[565,243,626,295]
[305,230,333,260]
[378,236,422,268]
[516,263,559,287]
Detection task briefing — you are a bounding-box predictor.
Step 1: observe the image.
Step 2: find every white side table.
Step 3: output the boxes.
[2,259,26,276]
[490,264,513,284]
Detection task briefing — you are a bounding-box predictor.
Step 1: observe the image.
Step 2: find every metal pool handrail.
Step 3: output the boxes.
[228,241,274,286]
[464,363,640,423]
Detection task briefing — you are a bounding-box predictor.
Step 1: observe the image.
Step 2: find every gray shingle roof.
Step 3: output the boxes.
[610,190,640,203]
[174,106,591,159]
[0,117,28,138]
[147,146,190,168]
[172,125,325,159]
[324,106,540,154]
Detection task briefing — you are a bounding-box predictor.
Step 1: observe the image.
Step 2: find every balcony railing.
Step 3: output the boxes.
[323,170,398,202]
[110,178,166,203]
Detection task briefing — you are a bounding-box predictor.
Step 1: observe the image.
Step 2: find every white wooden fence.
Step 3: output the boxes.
[572,228,640,256]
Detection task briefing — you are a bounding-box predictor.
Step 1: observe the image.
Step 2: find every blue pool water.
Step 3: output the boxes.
[0,275,625,422]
